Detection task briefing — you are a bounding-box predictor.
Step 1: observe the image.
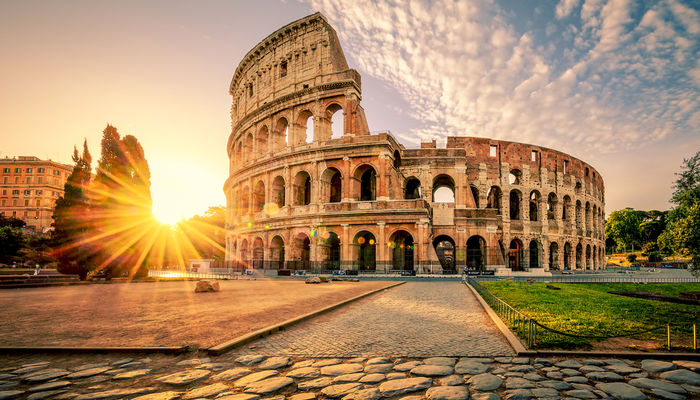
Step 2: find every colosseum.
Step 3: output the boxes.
[224,13,606,275]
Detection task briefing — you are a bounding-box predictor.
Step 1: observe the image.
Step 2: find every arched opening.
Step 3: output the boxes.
[487,186,502,214]
[253,180,265,212]
[393,150,401,168]
[576,243,583,269]
[592,245,597,269]
[245,133,254,162]
[274,117,289,150]
[549,242,559,270]
[529,191,540,221]
[297,110,314,144]
[319,231,341,269]
[294,171,311,205]
[576,200,583,228]
[509,239,523,271]
[466,235,487,270]
[529,240,540,268]
[575,181,582,194]
[433,175,455,203]
[547,193,557,220]
[562,195,571,221]
[354,165,376,201]
[470,185,479,208]
[327,104,344,140]
[509,190,521,220]
[585,202,591,231]
[321,168,342,203]
[240,186,250,215]
[270,236,285,270]
[271,176,285,208]
[564,242,572,270]
[256,126,269,157]
[509,169,522,185]
[586,244,592,270]
[252,237,264,269]
[291,233,311,270]
[433,235,456,272]
[404,177,421,200]
[389,230,414,271]
[240,239,249,266]
[355,231,376,270]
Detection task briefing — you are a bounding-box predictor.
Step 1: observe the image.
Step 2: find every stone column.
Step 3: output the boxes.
[455,165,466,208]
[542,241,549,270]
[309,225,318,270]
[377,153,388,200]
[342,156,351,201]
[456,228,466,269]
[284,166,291,207]
[417,220,427,273]
[341,224,350,270]
[377,222,386,272]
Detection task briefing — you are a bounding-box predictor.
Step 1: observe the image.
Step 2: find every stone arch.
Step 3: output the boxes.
[470,185,479,208]
[256,125,269,157]
[592,244,597,269]
[252,237,264,269]
[273,117,289,150]
[321,167,342,203]
[585,201,591,232]
[293,171,311,205]
[433,235,456,272]
[529,240,541,268]
[319,231,341,269]
[547,192,557,220]
[270,235,285,270]
[405,177,421,200]
[549,242,559,270]
[576,200,583,229]
[509,238,524,271]
[466,235,487,270]
[291,232,311,270]
[564,242,572,270]
[509,189,522,220]
[240,186,250,215]
[487,186,502,214]
[393,150,401,168]
[240,239,249,266]
[586,244,592,270]
[326,103,344,140]
[354,230,376,270]
[271,176,285,208]
[296,110,314,145]
[509,169,522,185]
[253,180,265,212]
[433,174,455,203]
[353,164,377,201]
[562,195,572,221]
[389,230,414,271]
[576,243,583,269]
[529,190,540,221]
[245,132,254,162]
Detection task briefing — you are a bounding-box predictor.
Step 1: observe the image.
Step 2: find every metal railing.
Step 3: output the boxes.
[147,270,237,280]
[467,277,698,350]
[473,275,700,283]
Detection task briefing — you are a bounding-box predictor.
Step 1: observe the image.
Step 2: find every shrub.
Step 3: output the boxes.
[641,242,659,256]
[647,252,663,262]
[627,254,637,263]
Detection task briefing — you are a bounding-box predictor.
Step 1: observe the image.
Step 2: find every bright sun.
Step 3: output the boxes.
[153,204,186,225]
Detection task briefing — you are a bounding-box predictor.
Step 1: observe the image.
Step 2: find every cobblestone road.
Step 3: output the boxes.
[234,282,513,357]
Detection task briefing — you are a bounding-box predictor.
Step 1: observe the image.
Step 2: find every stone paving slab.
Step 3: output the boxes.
[231,282,513,357]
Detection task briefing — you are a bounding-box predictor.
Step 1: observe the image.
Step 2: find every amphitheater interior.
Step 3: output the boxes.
[224,13,605,274]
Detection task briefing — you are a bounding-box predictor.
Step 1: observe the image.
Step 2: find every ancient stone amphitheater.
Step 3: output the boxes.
[224,13,605,274]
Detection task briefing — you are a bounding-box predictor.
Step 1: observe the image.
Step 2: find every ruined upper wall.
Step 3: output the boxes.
[229,13,356,126]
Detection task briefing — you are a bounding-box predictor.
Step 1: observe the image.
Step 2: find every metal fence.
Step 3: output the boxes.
[147,270,237,280]
[467,277,698,350]
[473,275,700,283]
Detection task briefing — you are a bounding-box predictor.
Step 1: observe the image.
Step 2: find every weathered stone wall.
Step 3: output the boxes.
[224,13,606,273]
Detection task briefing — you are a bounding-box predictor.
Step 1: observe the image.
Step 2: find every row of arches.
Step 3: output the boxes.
[233,105,346,166]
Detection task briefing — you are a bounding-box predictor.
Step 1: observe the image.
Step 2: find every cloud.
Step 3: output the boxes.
[305,0,700,156]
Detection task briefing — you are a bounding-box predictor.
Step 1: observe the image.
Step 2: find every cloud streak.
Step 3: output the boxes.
[306,0,700,155]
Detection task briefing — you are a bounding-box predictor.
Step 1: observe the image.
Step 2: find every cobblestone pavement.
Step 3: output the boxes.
[232,282,513,357]
[1,352,699,400]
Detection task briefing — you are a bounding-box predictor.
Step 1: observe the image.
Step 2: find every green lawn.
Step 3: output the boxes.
[477,281,700,350]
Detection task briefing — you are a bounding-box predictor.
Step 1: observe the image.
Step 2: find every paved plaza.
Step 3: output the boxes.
[232,282,513,357]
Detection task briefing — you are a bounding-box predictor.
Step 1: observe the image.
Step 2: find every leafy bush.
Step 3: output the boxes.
[647,252,663,262]
[627,254,637,263]
[641,242,659,256]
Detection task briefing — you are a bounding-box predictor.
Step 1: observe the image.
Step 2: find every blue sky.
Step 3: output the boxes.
[1,0,698,221]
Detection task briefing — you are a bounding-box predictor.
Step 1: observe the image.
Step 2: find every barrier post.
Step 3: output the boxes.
[667,323,671,351]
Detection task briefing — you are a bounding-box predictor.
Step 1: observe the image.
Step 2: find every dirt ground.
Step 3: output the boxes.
[0,280,396,348]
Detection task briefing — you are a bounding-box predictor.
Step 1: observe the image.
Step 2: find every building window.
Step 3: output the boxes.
[36,190,42,195]
[12,211,16,217]
[13,200,17,206]
[38,177,43,184]
[280,61,288,77]
[15,168,21,173]
[24,190,31,195]
[54,169,60,175]
[26,177,31,184]
[489,145,497,157]
[1,200,5,206]
[531,150,538,162]
[24,199,29,206]
[12,190,19,195]
[1,190,5,195]
[24,211,28,217]
[38,167,44,173]
[2,168,8,173]
[53,191,59,196]
[36,199,40,207]
[26,168,32,173]
[563,160,569,174]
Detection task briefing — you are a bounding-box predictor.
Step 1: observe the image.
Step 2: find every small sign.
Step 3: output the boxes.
[486,226,497,233]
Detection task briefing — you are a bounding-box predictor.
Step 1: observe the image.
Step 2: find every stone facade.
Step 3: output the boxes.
[224,13,605,273]
[0,156,72,233]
